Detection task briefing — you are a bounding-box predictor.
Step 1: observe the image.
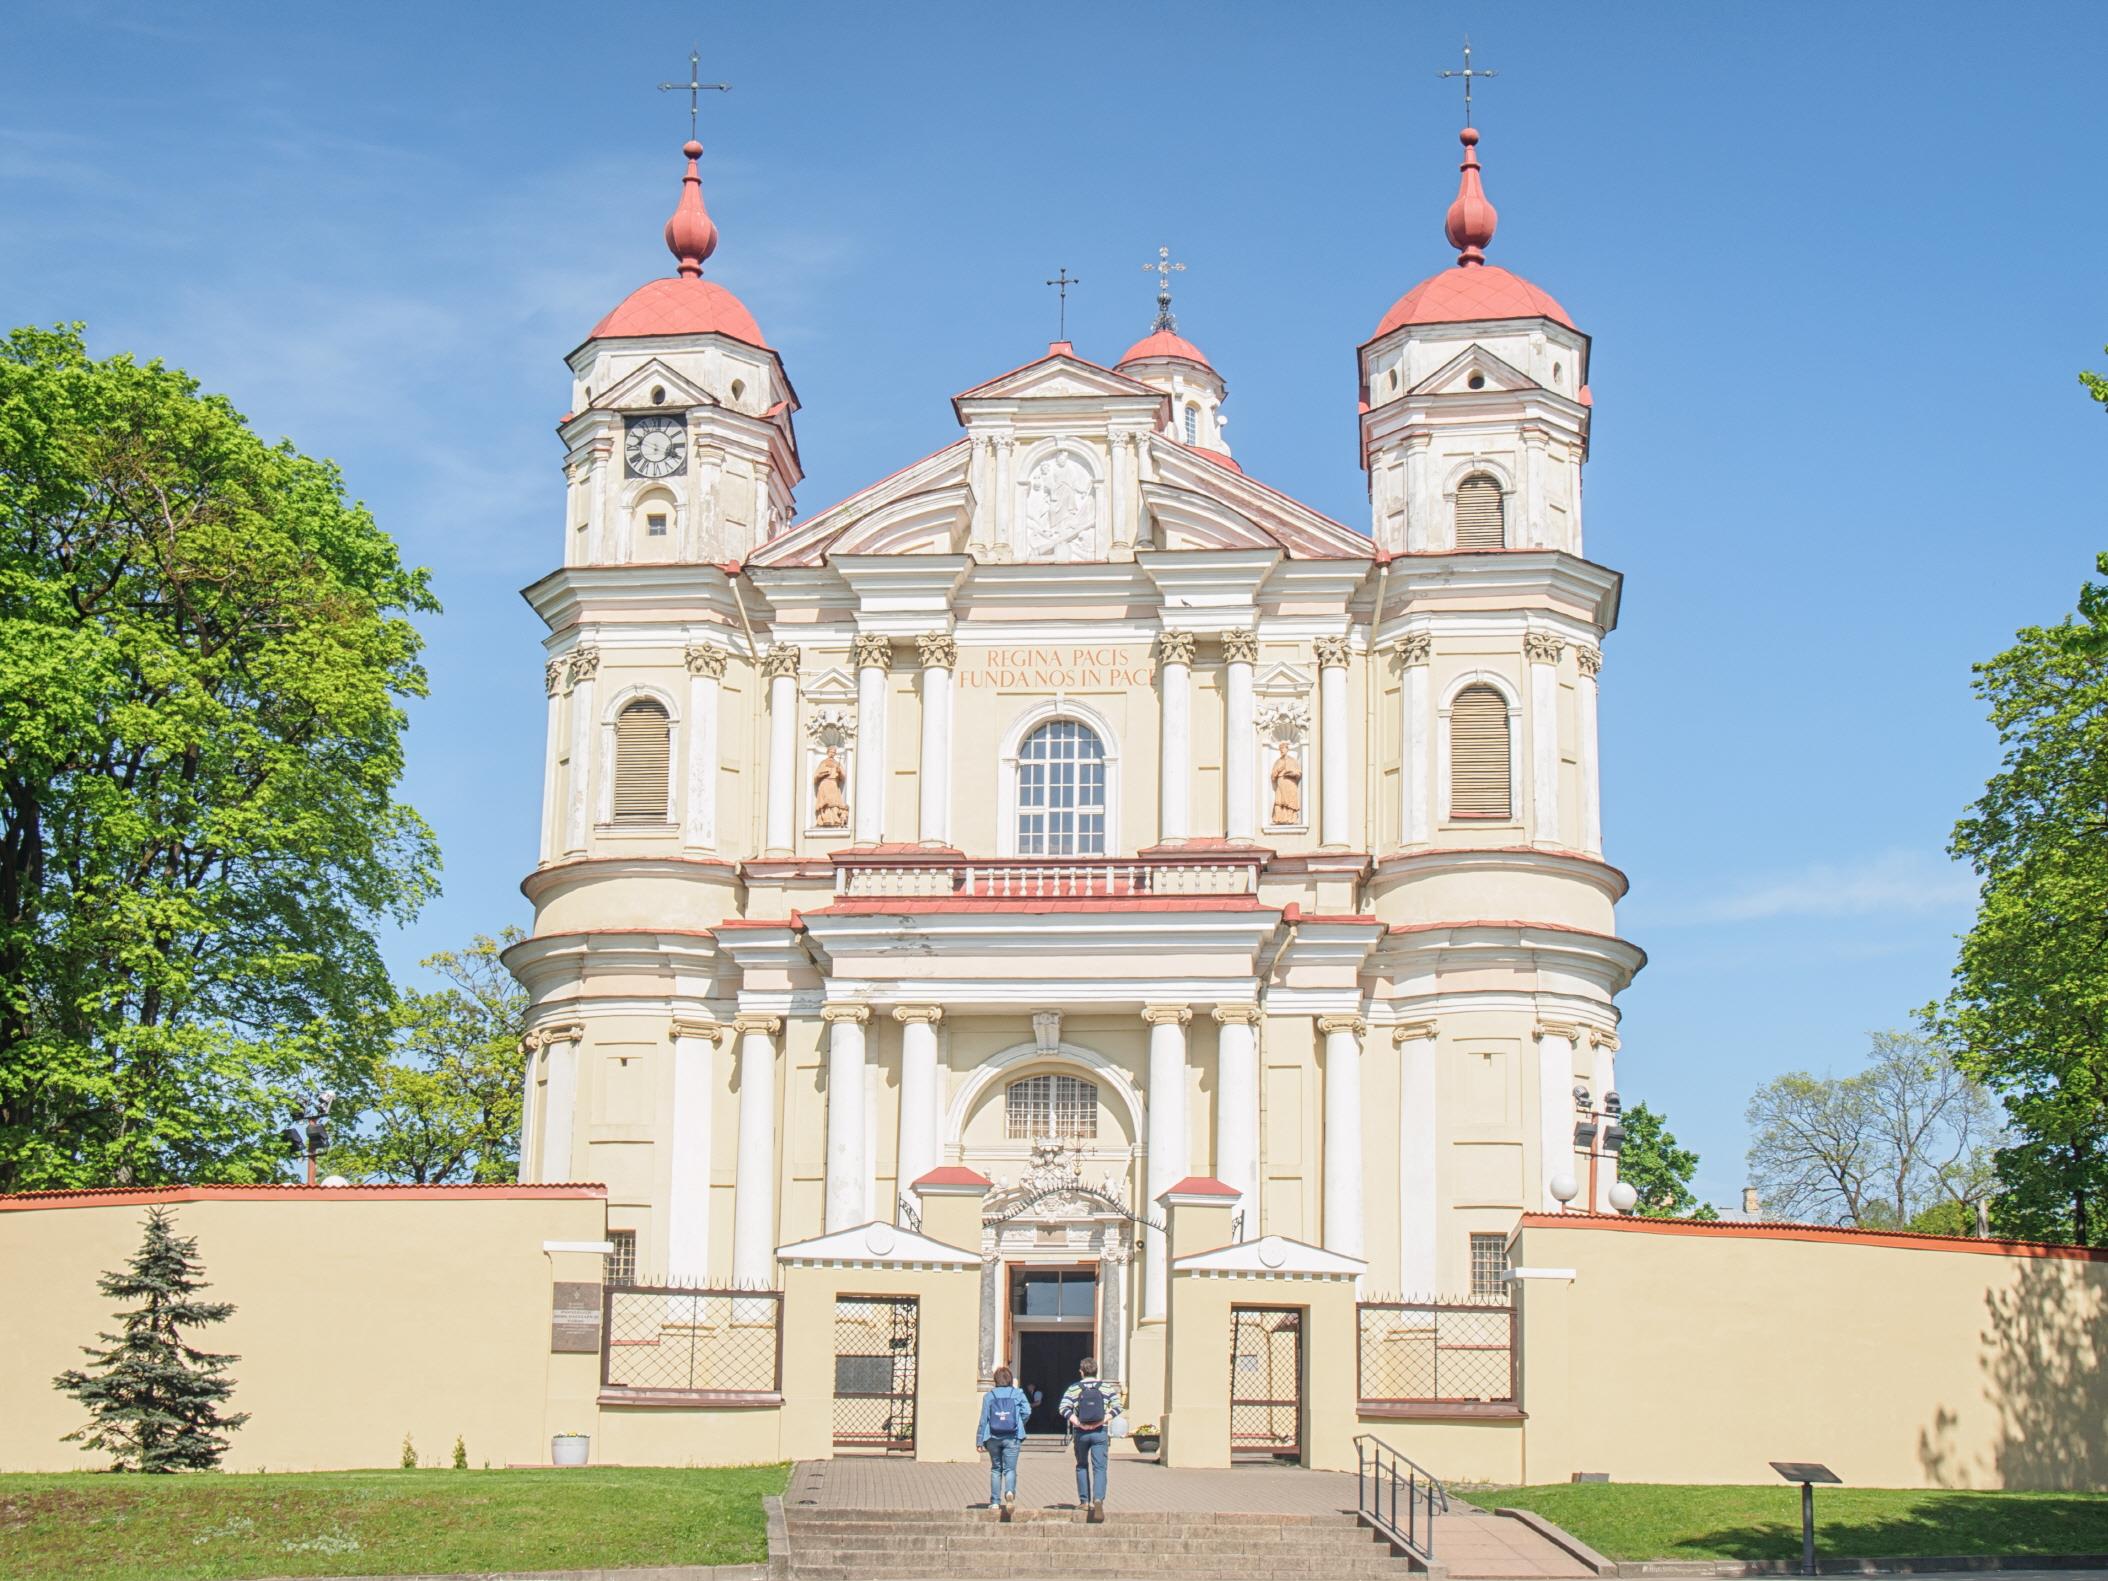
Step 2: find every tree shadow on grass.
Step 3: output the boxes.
[1678,1492,2108,1561]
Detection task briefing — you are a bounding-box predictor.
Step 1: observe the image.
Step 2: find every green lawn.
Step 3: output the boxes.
[0,1464,789,1581]
[1492,1483,2108,1562]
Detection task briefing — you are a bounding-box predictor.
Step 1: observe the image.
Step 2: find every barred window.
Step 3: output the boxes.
[1184,404,1200,443]
[1455,473,1505,549]
[606,1229,638,1287]
[1016,719,1107,855]
[612,699,671,822]
[1006,1074,1098,1141]
[1448,685,1511,820]
[1469,1232,1510,1299]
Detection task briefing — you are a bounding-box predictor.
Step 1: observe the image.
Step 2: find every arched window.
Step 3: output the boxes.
[1183,403,1200,443]
[1454,473,1505,549]
[1449,684,1511,820]
[1016,719,1106,855]
[1007,1073,1099,1141]
[611,698,671,822]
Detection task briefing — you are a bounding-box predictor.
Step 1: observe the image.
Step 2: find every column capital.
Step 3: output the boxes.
[1585,1026,1620,1051]
[761,645,801,680]
[821,1002,873,1026]
[566,647,600,686]
[536,1020,585,1045]
[892,1005,945,1026]
[669,1017,724,1045]
[1156,630,1197,667]
[1221,629,1260,666]
[1393,1020,1438,1044]
[914,632,958,671]
[1314,635,1353,670]
[1317,1014,1367,1038]
[1394,632,1431,668]
[852,633,895,673]
[544,657,568,697]
[1212,1004,1262,1026]
[685,644,729,679]
[1523,631,1565,665]
[732,1012,782,1037]
[1533,1020,1583,1042]
[1575,645,1603,679]
[1141,1004,1192,1027]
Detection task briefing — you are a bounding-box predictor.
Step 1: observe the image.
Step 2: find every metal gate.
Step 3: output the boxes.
[1229,1306,1303,1461]
[832,1295,919,1452]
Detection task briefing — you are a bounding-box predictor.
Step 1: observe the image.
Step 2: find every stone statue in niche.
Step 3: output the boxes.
[1021,450,1099,562]
[1270,742,1304,826]
[812,747,849,828]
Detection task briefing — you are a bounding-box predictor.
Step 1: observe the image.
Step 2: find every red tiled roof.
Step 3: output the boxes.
[0,1183,606,1211]
[1117,329,1214,371]
[1163,1176,1239,1198]
[590,277,769,349]
[913,1166,994,1189]
[1372,263,1573,336]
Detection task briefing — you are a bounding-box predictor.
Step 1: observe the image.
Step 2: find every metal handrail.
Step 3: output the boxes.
[1353,1433,1450,1562]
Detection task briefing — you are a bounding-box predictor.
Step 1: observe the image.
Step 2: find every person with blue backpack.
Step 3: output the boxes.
[976,1365,1031,1518]
[1057,1355,1121,1523]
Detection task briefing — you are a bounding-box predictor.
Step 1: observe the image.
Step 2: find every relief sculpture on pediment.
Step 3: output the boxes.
[1020,448,1102,563]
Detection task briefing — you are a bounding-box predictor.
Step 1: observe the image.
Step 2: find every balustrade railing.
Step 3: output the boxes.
[1354,1433,1448,1562]
[835,855,1261,899]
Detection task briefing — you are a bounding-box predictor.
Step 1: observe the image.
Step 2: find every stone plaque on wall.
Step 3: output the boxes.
[551,1281,603,1354]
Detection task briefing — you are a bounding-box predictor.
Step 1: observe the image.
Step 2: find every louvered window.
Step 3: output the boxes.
[612,699,671,822]
[1449,685,1511,820]
[1455,474,1505,549]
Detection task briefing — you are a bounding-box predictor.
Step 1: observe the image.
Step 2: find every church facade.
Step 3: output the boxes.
[508,125,1638,1427]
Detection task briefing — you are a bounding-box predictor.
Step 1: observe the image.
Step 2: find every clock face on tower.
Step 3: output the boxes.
[625,414,687,479]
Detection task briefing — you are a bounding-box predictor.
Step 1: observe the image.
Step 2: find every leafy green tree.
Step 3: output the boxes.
[0,325,437,1192]
[2083,345,2108,414]
[54,1207,249,1470]
[1615,1101,1715,1219]
[1745,1030,1998,1227]
[325,930,528,1184]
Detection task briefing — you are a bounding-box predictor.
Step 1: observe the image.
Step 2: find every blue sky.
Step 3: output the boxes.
[7,2,2105,1206]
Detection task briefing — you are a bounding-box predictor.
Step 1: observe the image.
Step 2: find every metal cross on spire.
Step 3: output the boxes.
[1045,267,1081,341]
[659,47,730,140]
[1142,245,1186,333]
[1437,35,1497,126]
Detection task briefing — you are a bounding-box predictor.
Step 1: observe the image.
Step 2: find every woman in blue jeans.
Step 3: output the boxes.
[975,1365,1030,1518]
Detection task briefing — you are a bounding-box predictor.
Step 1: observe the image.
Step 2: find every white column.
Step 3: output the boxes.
[763,647,799,855]
[823,1004,871,1232]
[852,634,892,845]
[1395,1022,1438,1295]
[1590,1028,1620,1212]
[683,646,725,850]
[1110,430,1134,550]
[1397,634,1432,845]
[1403,435,1433,552]
[1577,646,1604,857]
[562,647,599,853]
[588,445,613,562]
[1212,1006,1260,1237]
[1526,631,1563,846]
[1157,632,1195,843]
[894,1006,944,1207]
[666,1019,722,1282]
[915,634,956,845]
[731,1014,781,1290]
[537,1024,584,1182]
[1142,1005,1190,1321]
[515,1034,543,1183]
[1316,637,1352,849]
[1523,426,1549,547]
[540,659,565,863]
[967,436,993,552]
[1320,1015,1366,1258]
[993,437,1015,557]
[1535,1022,1580,1212]
[1223,630,1258,842]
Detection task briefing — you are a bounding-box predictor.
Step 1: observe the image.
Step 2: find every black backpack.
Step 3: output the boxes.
[1072,1380,1108,1431]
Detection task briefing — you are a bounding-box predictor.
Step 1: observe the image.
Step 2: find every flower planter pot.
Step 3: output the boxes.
[551,1434,590,1467]
[1132,1434,1161,1456]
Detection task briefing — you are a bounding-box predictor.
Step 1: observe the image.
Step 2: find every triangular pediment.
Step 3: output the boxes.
[1145,440,1375,561]
[800,665,856,702]
[594,357,720,414]
[1410,344,1541,399]
[1173,1233,1366,1279]
[955,351,1162,406]
[775,1220,978,1267]
[750,440,970,567]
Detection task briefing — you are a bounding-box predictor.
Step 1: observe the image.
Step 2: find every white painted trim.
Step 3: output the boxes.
[542,1239,615,1255]
[1506,1266,1577,1281]
[995,697,1123,858]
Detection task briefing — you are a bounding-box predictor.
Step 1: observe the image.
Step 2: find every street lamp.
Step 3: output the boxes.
[280,1092,334,1186]
[1572,1085,1627,1212]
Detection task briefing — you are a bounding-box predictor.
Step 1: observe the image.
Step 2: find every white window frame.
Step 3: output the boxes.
[1436,669,1522,827]
[996,698,1121,857]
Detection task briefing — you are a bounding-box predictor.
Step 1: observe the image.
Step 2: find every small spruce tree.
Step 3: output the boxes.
[53,1207,250,1471]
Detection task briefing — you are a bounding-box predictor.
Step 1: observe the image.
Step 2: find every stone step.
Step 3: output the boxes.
[788,1539,1401,1562]
[788,1568,1412,1581]
[786,1519,1375,1539]
[788,1508,1346,1526]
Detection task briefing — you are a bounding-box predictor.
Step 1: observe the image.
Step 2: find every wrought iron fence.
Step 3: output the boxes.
[1356,1300,1517,1405]
[600,1285,783,1399]
[833,1294,919,1451]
